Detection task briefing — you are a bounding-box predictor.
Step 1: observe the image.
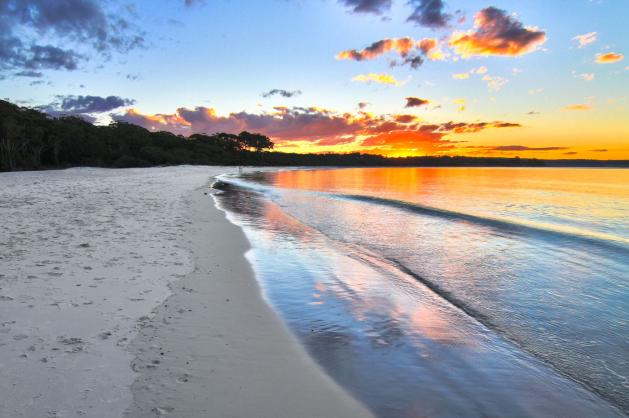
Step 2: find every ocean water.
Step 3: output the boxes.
[214,167,629,418]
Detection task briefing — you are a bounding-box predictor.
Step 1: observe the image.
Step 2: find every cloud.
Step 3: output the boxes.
[482,74,508,91]
[360,127,447,153]
[361,120,521,154]
[450,7,546,57]
[40,95,135,116]
[337,37,418,61]
[352,73,406,86]
[573,32,597,48]
[336,37,444,69]
[394,114,419,123]
[590,149,608,152]
[452,66,489,80]
[0,42,83,72]
[563,104,591,111]
[405,97,430,108]
[452,72,470,80]
[577,73,595,81]
[476,145,567,152]
[358,102,370,109]
[339,0,392,15]
[407,0,450,29]
[115,104,522,156]
[440,121,521,133]
[14,70,43,78]
[595,52,624,64]
[0,0,144,74]
[262,89,302,98]
[417,38,445,60]
[118,106,366,142]
[390,54,425,70]
[453,98,466,111]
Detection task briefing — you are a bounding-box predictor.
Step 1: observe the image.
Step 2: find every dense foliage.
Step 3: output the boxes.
[0,100,274,171]
[1,100,626,172]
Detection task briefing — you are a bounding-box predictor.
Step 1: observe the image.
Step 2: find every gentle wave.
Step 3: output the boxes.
[212,173,628,417]
[216,175,629,252]
[333,193,629,251]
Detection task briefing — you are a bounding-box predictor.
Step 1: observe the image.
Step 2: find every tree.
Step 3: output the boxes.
[238,131,274,153]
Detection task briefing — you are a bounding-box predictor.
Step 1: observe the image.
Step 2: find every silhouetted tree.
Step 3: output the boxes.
[0,99,624,172]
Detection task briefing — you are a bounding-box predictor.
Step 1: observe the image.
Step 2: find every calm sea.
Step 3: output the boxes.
[214,167,628,418]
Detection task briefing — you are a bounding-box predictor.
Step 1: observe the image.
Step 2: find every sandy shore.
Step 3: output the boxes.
[125,183,373,418]
[0,166,371,418]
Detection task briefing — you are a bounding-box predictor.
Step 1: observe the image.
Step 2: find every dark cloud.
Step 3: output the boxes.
[24,45,82,70]
[439,121,521,133]
[358,102,370,109]
[407,0,450,28]
[590,149,608,152]
[493,122,521,128]
[390,54,424,69]
[14,70,43,78]
[39,95,135,117]
[339,0,392,15]
[0,0,144,74]
[394,114,418,123]
[563,152,578,155]
[405,97,430,108]
[489,145,567,151]
[262,89,302,98]
[450,7,546,57]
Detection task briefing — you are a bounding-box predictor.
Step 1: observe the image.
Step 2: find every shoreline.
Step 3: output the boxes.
[124,179,373,417]
[0,166,370,418]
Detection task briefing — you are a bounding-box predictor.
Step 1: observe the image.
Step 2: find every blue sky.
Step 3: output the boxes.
[1,0,628,158]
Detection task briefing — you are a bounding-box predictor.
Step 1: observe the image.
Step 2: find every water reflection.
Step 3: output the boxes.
[257,167,629,244]
[214,180,623,418]
[236,168,629,411]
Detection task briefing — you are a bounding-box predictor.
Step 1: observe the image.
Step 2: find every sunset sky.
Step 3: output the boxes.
[1,0,628,158]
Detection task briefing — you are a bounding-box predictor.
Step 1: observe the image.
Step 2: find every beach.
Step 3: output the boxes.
[0,166,371,418]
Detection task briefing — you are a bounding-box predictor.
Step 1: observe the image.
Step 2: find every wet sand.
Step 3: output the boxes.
[0,166,371,418]
[124,183,372,417]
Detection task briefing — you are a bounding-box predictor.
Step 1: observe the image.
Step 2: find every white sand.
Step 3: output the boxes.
[0,166,371,418]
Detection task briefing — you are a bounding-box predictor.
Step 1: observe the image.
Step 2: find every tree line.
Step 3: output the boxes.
[2,99,626,172]
[0,100,274,171]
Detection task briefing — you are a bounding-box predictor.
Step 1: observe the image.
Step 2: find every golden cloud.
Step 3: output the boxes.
[595,52,624,64]
[116,105,522,156]
[336,37,444,69]
[352,73,406,86]
[563,104,592,111]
